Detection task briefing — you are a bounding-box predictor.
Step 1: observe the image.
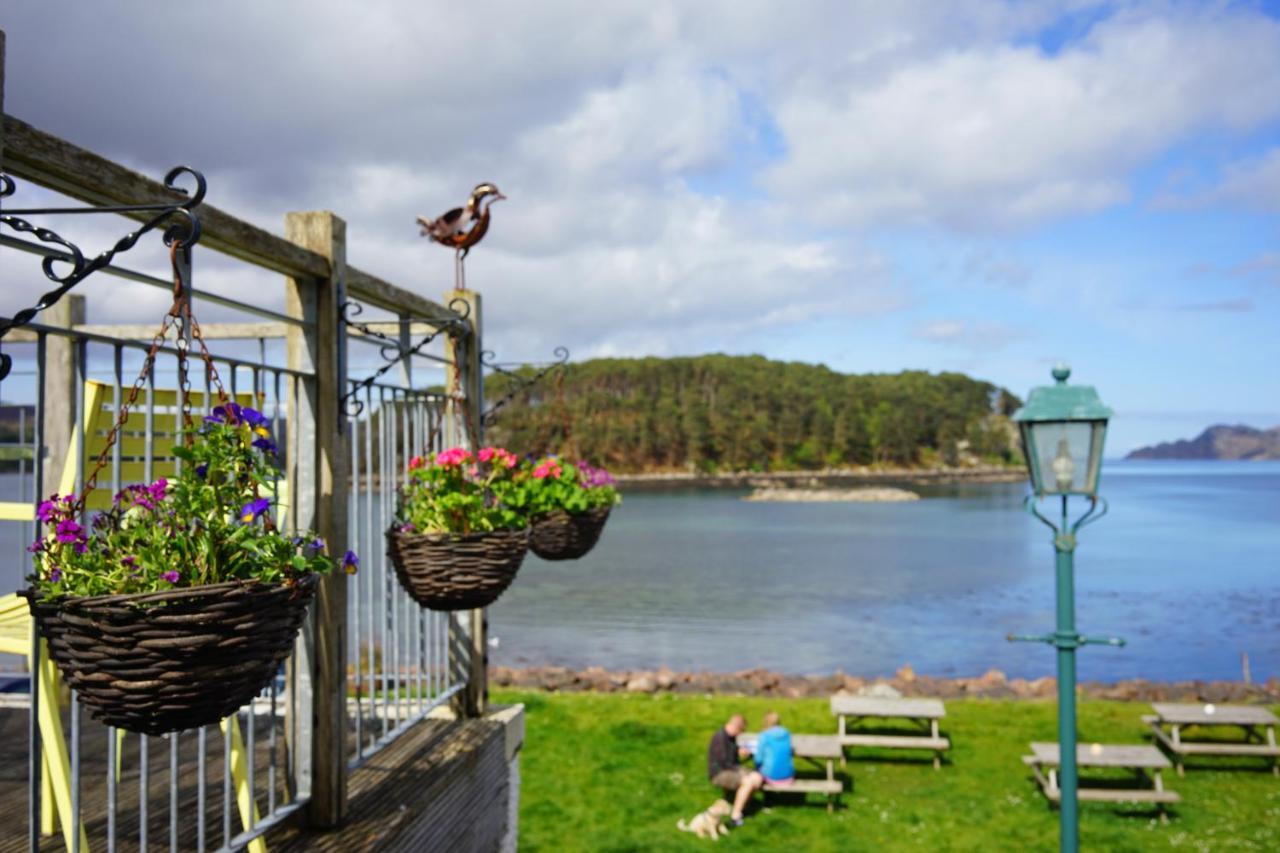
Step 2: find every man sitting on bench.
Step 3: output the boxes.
[707,713,762,827]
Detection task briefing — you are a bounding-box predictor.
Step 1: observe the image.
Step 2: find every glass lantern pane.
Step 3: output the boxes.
[1084,421,1107,494]
[1029,421,1094,495]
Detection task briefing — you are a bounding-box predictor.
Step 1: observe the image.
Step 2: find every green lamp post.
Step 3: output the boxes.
[1010,364,1122,853]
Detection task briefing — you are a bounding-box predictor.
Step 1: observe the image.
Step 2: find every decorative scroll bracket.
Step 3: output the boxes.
[0,166,206,380]
[338,297,471,417]
[479,346,570,427]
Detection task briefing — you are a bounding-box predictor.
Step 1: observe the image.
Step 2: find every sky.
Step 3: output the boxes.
[2,1,1279,454]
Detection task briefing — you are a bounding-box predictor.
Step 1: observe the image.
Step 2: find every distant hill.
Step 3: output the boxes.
[1126,425,1280,460]
[484,354,1022,473]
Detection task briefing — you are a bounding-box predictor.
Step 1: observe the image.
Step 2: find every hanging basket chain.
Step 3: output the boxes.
[75,243,226,512]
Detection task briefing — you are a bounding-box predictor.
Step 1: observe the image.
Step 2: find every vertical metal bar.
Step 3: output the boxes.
[269,677,278,815]
[70,339,86,853]
[350,383,362,758]
[1057,495,1079,853]
[29,333,47,853]
[174,246,192,476]
[107,727,117,853]
[169,733,179,852]
[379,386,389,737]
[145,362,155,485]
[364,384,375,753]
[247,701,256,832]
[140,735,149,853]
[222,722,231,848]
[197,726,207,853]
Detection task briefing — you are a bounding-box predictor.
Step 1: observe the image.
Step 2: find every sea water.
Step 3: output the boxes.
[488,461,1280,682]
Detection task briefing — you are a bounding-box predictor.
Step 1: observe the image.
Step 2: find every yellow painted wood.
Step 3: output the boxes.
[0,501,33,521]
[220,715,268,853]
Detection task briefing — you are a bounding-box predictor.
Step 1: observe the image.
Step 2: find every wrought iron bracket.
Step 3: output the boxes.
[0,167,206,380]
[1023,494,1109,546]
[479,346,569,426]
[338,298,471,417]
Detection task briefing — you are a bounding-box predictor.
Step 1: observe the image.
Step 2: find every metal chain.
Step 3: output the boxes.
[74,244,227,511]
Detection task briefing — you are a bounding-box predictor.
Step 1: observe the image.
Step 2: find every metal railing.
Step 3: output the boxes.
[345,385,466,768]
[1,127,484,853]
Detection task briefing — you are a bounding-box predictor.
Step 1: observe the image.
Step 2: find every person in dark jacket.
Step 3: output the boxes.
[706,713,762,826]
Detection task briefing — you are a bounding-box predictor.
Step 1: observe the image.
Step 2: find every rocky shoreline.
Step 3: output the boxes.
[614,465,1024,490]
[490,665,1279,704]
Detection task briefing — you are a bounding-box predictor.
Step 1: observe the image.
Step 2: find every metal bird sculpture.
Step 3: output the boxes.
[418,183,506,289]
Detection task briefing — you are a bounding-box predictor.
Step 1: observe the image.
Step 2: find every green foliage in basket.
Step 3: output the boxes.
[396,446,527,535]
[28,402,348,600]
[522,456,621,517]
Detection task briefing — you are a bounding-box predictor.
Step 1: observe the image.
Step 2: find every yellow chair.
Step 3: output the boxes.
[0,380,281,850]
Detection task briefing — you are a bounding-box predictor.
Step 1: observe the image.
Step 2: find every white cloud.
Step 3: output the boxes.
[765,5,1280,228]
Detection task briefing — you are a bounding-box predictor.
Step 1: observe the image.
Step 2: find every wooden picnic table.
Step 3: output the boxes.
[1144,702,1280,777]
[829,695,950,769]
[1021,742,1180,822]
[738,733,844,812]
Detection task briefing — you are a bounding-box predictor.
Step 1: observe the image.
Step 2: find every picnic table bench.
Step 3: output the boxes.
[1022,742,1180,822]
[830,695,950,769]
[1143,702,1280,777]
[738,733,844,812]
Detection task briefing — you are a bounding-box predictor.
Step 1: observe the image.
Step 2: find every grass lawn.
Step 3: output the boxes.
[495,690,1280,852]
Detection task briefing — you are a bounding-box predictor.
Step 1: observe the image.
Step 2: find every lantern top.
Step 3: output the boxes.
[1013,363,1112,424]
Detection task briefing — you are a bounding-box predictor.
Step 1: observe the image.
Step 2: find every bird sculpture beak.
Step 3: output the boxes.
[493,192,507,201]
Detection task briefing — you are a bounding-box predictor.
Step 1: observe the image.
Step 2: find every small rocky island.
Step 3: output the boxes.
[745,487,920,503]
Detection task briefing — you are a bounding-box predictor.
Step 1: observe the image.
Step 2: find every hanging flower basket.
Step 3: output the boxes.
[387,446,530,610]
[24,575,316,736]
[529,507,612,561]
[522,458,620,561]
[387,526,528,610]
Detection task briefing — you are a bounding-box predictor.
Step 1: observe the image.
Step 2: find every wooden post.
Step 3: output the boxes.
[284,212,349,827]
[41,295,85,496]
[443,289,487,717]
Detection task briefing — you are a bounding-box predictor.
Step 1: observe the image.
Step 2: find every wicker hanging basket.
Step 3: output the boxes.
[529,507,612,561]
[24,574,317,736]
[386,527,528,611]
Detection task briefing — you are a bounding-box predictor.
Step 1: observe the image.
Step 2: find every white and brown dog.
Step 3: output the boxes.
[677,798,732,840]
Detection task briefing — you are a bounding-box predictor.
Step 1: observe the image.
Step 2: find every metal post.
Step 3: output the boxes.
[1054,495,1079,853]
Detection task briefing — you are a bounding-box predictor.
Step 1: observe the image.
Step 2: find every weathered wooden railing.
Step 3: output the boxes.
[0,29,495,851]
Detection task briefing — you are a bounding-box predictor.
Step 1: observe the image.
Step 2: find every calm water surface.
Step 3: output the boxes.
[3,462,1276,681]
[489,461,1280,682]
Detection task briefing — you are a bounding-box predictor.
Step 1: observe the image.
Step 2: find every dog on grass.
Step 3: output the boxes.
[677,798,732,840]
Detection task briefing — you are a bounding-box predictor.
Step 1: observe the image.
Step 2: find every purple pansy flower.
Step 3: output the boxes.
[48,568,62,583]
[161,569,180,583]
[342,550,359,575]
[195,463,208,479]
[239,498,271,523]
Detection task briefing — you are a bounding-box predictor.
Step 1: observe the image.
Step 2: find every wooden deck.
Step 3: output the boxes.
[0,705,290,853]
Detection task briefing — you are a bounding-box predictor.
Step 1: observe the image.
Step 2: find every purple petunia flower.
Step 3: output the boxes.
[55,518,84,543]
[36,499,57,523]
[239,497,271,523]
[26,540,42,554]
[48,568,62,583]
[121,555,137,568]
[342,550,359,574]
[161,570,180,583]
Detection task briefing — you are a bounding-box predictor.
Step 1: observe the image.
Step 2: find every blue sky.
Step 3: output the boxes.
[3,1,1279,453]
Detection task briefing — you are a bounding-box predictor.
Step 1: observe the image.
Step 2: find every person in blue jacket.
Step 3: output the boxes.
[752,711,796,790]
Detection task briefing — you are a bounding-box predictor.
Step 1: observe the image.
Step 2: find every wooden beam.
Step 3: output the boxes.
[285,211,349,828]
[1,114,465,326]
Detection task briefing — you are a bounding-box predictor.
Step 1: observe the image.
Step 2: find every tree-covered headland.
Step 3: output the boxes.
[485,354,1021,474]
